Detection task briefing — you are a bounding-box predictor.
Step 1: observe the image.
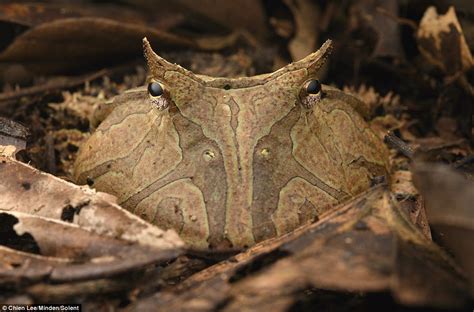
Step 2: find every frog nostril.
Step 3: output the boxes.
[203,150,216,161]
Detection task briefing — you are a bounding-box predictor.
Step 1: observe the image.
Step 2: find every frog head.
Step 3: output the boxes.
[74,38,388,249]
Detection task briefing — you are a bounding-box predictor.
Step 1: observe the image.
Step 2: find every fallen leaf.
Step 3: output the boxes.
[349,0,404,59]
[283,0,320,61]
[373,0,404,58]
[0,3,148,28]
[0,156,184,302]
[0,217,178,302]
[390,170,431,239]
[130,186,470,310]
[0,211,179,280]
[412,162,474,295]
[0,17,196,83]
[417,6,473,76]
[0,156,184,250]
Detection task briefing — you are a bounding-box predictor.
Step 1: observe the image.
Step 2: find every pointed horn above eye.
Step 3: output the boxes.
[268,39,333,80]
[299,39,333,74]
[143,37,173,76]
[143,37,203,83]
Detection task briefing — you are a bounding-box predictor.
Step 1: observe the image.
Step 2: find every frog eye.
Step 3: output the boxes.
[148,81,169,110]
[299,79,323,109]
[306,79,321,94]
[148,81,163,97]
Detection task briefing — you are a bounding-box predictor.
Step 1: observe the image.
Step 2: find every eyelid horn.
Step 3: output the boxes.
[143,37,204,84]
[268,39,333,81]
[299,39,333,75]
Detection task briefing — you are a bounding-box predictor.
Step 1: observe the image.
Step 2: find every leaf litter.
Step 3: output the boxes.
[0,1,472,310]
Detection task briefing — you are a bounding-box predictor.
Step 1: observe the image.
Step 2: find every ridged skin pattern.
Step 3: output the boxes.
[74,39,389,249]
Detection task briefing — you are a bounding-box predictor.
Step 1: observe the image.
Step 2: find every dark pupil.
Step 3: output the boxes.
[148,82,163,96]
[306,79,321,94]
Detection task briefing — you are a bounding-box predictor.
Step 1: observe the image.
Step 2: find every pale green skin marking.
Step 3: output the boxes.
[74,39,389,249]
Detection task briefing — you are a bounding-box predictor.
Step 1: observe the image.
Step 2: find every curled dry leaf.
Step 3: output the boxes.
[0,18,192,63]
[0,214,179,302]
[0,11,195,82]
[0,156,183,301]
[0,156,183,250]
[0,211,178,282]
[412,162,474,295]
[0,2,266,83]
[417,6,473,76]
[130,185,470,311]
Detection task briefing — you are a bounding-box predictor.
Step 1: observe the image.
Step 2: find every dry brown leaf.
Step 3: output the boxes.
[412,162,474,295]
[283,0,320,61]
[0,156,184,302]
[0,156,183,250]
[0,1,260,84]
[372,0,404,58]
[0,17,195,82]
[0,211,179,280]
[344,84,401,120]
[0,212,180,302]
[130,186,470,311]
[391,170,418,196]
[390,170,431,239]
[411,136,471,164]
[349,0,404,59]
[0,3,150,28]
[417,6,473,76]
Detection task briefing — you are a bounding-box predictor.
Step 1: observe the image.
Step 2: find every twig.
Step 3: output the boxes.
[384,131,414,159]
[0,69,108,103]
[376,7,418,31]
[0,117,29,139]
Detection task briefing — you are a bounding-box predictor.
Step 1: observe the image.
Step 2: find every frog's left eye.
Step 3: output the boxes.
[148,81,169,110]
[148,82,163,97]
[299,79,323,109]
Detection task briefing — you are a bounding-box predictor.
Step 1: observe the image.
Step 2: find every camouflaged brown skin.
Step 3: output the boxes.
[74,38,389,250]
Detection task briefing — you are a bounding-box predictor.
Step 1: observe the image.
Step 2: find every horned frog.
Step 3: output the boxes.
[74,38,389,250]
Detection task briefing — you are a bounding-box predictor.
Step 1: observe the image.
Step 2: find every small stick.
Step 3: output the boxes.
[0,69,107,103]
[384,131,414,159]
[376,7,418,30]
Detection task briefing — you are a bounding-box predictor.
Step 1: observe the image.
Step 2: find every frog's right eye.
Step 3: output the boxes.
[148,82,163,97]
[299,79,323,110]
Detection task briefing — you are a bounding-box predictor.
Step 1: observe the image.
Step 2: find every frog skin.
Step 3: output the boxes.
[74,38,389,250]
